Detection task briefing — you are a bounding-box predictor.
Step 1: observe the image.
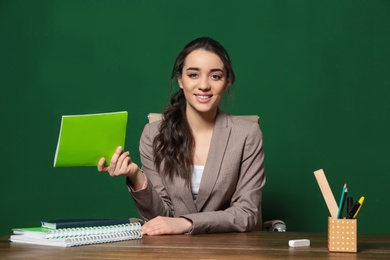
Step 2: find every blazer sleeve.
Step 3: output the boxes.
[127,122,175,220]
[182,122,265,234]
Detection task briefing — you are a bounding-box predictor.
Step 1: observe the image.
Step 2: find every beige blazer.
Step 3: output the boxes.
[130,111,265,234]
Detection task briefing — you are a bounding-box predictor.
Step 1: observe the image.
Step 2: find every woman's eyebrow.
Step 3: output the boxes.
[185,67,224,72]
[186,67,200,71]
[210,68,224,73]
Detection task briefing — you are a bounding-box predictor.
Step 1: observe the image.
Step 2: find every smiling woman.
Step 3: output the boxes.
[98,37,265,236]
[178,49,227,118]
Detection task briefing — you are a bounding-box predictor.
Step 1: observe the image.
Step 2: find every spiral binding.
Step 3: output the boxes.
[65,230,143,247]
[45,222,141,239]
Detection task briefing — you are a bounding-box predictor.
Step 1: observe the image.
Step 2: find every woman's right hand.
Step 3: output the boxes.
[97,146,140,178]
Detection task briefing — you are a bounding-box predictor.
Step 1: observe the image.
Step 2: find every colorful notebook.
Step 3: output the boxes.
[10,232,142,247]
[10,222,142,247]
[12,223,140,239]
[53,111,128,167]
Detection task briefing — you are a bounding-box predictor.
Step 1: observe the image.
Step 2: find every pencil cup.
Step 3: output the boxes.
[328,217,357,253]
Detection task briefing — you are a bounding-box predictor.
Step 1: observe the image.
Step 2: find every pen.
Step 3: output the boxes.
[337,184,347,219]
[347,196,354,214]
[346,196,364,219]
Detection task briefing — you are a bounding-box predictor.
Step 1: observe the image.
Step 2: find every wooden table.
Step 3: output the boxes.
[1,231,389,259]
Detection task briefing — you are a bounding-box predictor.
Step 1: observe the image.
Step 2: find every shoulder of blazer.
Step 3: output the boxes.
[215,111,259,130]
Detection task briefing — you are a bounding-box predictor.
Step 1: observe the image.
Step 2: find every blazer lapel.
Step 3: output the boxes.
[173,174,198,213]
[196,111,232,211]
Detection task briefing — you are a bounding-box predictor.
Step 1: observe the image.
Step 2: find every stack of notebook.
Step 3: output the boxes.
[10,218,142,247]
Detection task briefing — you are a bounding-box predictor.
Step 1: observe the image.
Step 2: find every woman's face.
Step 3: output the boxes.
[178,49,227,117]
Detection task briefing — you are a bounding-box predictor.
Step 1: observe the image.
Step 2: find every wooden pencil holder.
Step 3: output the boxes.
[328,217,357,253]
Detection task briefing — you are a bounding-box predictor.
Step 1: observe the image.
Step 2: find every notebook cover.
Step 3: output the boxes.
[41,218,130,229]
[53,111,128,167]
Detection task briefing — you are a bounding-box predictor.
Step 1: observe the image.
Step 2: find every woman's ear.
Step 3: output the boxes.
[177,78,183,89]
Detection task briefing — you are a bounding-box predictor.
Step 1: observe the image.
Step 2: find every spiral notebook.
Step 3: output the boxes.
[10,223,142,247]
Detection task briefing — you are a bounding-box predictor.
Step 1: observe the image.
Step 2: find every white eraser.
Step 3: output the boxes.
[288,239,310,247]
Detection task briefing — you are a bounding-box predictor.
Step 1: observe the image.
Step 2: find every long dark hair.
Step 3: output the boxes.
[153,37,235,184]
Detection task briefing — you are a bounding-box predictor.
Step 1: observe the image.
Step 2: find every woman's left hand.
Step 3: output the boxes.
[141,216,193,236]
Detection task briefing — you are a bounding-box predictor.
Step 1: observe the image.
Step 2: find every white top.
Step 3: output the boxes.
[191,165,205,202]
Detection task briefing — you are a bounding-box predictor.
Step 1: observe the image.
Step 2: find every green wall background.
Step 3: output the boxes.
[1,0,389,236]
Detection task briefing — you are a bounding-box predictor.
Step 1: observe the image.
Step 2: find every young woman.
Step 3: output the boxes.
[98,37,265,235]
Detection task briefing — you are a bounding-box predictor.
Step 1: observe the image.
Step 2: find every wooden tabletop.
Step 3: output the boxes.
[1,231,390,259]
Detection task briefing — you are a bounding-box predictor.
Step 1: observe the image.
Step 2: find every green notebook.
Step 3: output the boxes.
[54,111,128,167]
[12,222,141,239]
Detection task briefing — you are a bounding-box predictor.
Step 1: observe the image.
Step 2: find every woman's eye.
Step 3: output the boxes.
[188,73,198,78]
[211,75,222,80]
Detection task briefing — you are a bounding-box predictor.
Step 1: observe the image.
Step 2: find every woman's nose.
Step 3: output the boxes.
[198,77,211,90]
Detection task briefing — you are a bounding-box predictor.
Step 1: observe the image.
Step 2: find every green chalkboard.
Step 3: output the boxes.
[1,0,389,236]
